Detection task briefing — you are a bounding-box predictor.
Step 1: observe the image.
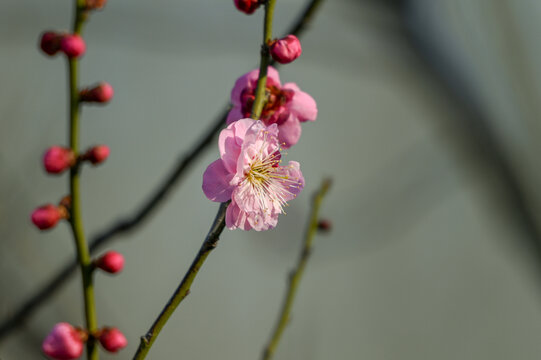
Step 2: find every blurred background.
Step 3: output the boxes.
[2,0,541,358]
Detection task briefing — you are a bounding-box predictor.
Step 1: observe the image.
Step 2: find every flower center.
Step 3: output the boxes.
[236,132,299,215]
[241,86,293,125]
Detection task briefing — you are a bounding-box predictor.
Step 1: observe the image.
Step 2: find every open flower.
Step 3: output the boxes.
[203,119,304,231]
[226,67,317,148]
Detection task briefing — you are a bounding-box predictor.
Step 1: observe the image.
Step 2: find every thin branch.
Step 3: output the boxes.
[69,1,99,358]
[251,0,276,119]
[132,202,229,360]
[262,178,332,360]
[0,0,326,342]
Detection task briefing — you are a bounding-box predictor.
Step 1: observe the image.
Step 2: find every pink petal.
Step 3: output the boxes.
[231,70,259,107]
[226,200,252,231]
[202,159,234,202]
[283,82,317,122]
[226,106,244,125]
[277,115,302,149]
[266,66,281,87]
[280,161,304,201]
[230,68,282,107]
[219,118,254,173]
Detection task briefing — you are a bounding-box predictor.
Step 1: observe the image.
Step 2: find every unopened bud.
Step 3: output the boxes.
[42,322,85,360]
[60,34,86,58]
[80,82,114,104]
[234,0,260,14]
[84,0,107,10]
[317,219,332,232]
[96,251,124,274]
[269,35,302,64]
[98,327,127,353]
[31,204,64,230]
[43,146,75,174]
[83,145,110,165]
[40,31,62,56]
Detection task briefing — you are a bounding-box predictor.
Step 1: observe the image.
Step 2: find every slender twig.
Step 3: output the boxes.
[132,202,229,360]
[0,0,326,342]
[251,0,277,119]
[262,178,331,360]
[69,1,99,359]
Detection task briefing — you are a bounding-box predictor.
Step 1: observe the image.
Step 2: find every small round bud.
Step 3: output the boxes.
[40,31,62,56]
[31,205,63,230]
[84,145,110,165]
[85,0,107,10]
[60,34,86,58]
[98,327,128,353]
[42,322,84,360]
[96,251,124,274]
[234,0,260,14]
[80,82,114,104]
[317,219,332,233]
[43,146,75,174]
[269,35,302,64]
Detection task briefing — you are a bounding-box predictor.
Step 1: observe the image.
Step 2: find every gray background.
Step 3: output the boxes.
[2,0,541,359]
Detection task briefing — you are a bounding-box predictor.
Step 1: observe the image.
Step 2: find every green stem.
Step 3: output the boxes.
[69,1,98,359]
[251,0,277,119]
[262,179,332,360]
[133,202,229,360]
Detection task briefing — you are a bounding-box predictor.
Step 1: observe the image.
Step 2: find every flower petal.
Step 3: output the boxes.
[226,106,244,125]
[202,159,234,202]
[280,160,304,201]
[277,115,302,149]
[231,70,259,107]
[219,118,254,173]
[283,82,317,122]
[226,200,252,231]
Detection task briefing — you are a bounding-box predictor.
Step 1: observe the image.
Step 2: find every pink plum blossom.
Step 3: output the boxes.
[226,67,317,148]
[203,119,304,231]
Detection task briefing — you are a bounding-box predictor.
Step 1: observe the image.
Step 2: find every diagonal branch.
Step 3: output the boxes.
[132,202,229,360]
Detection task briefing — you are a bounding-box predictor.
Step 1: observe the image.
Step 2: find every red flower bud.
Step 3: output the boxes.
[60,34,86,58]
[40,31,62,56]
[43,146,74,174]
[80,82,114,104]
[317,219,332,232]
[269,35,302,64]
[234,0,260,14]
[84,145,110,165]
[96,251,124,274]
[85,0,107,10]
[98,327,127,353]
[31,204,63,230]
[42,322,84,360]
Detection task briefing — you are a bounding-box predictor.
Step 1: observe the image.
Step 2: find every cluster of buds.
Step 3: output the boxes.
[41,145,110,175]
[37,2,125,357]
[40,32,86,58]
[42,323,127,360]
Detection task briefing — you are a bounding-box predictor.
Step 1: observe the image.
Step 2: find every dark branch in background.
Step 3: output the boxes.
[0,0,325,342]
[390,1,541,260]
